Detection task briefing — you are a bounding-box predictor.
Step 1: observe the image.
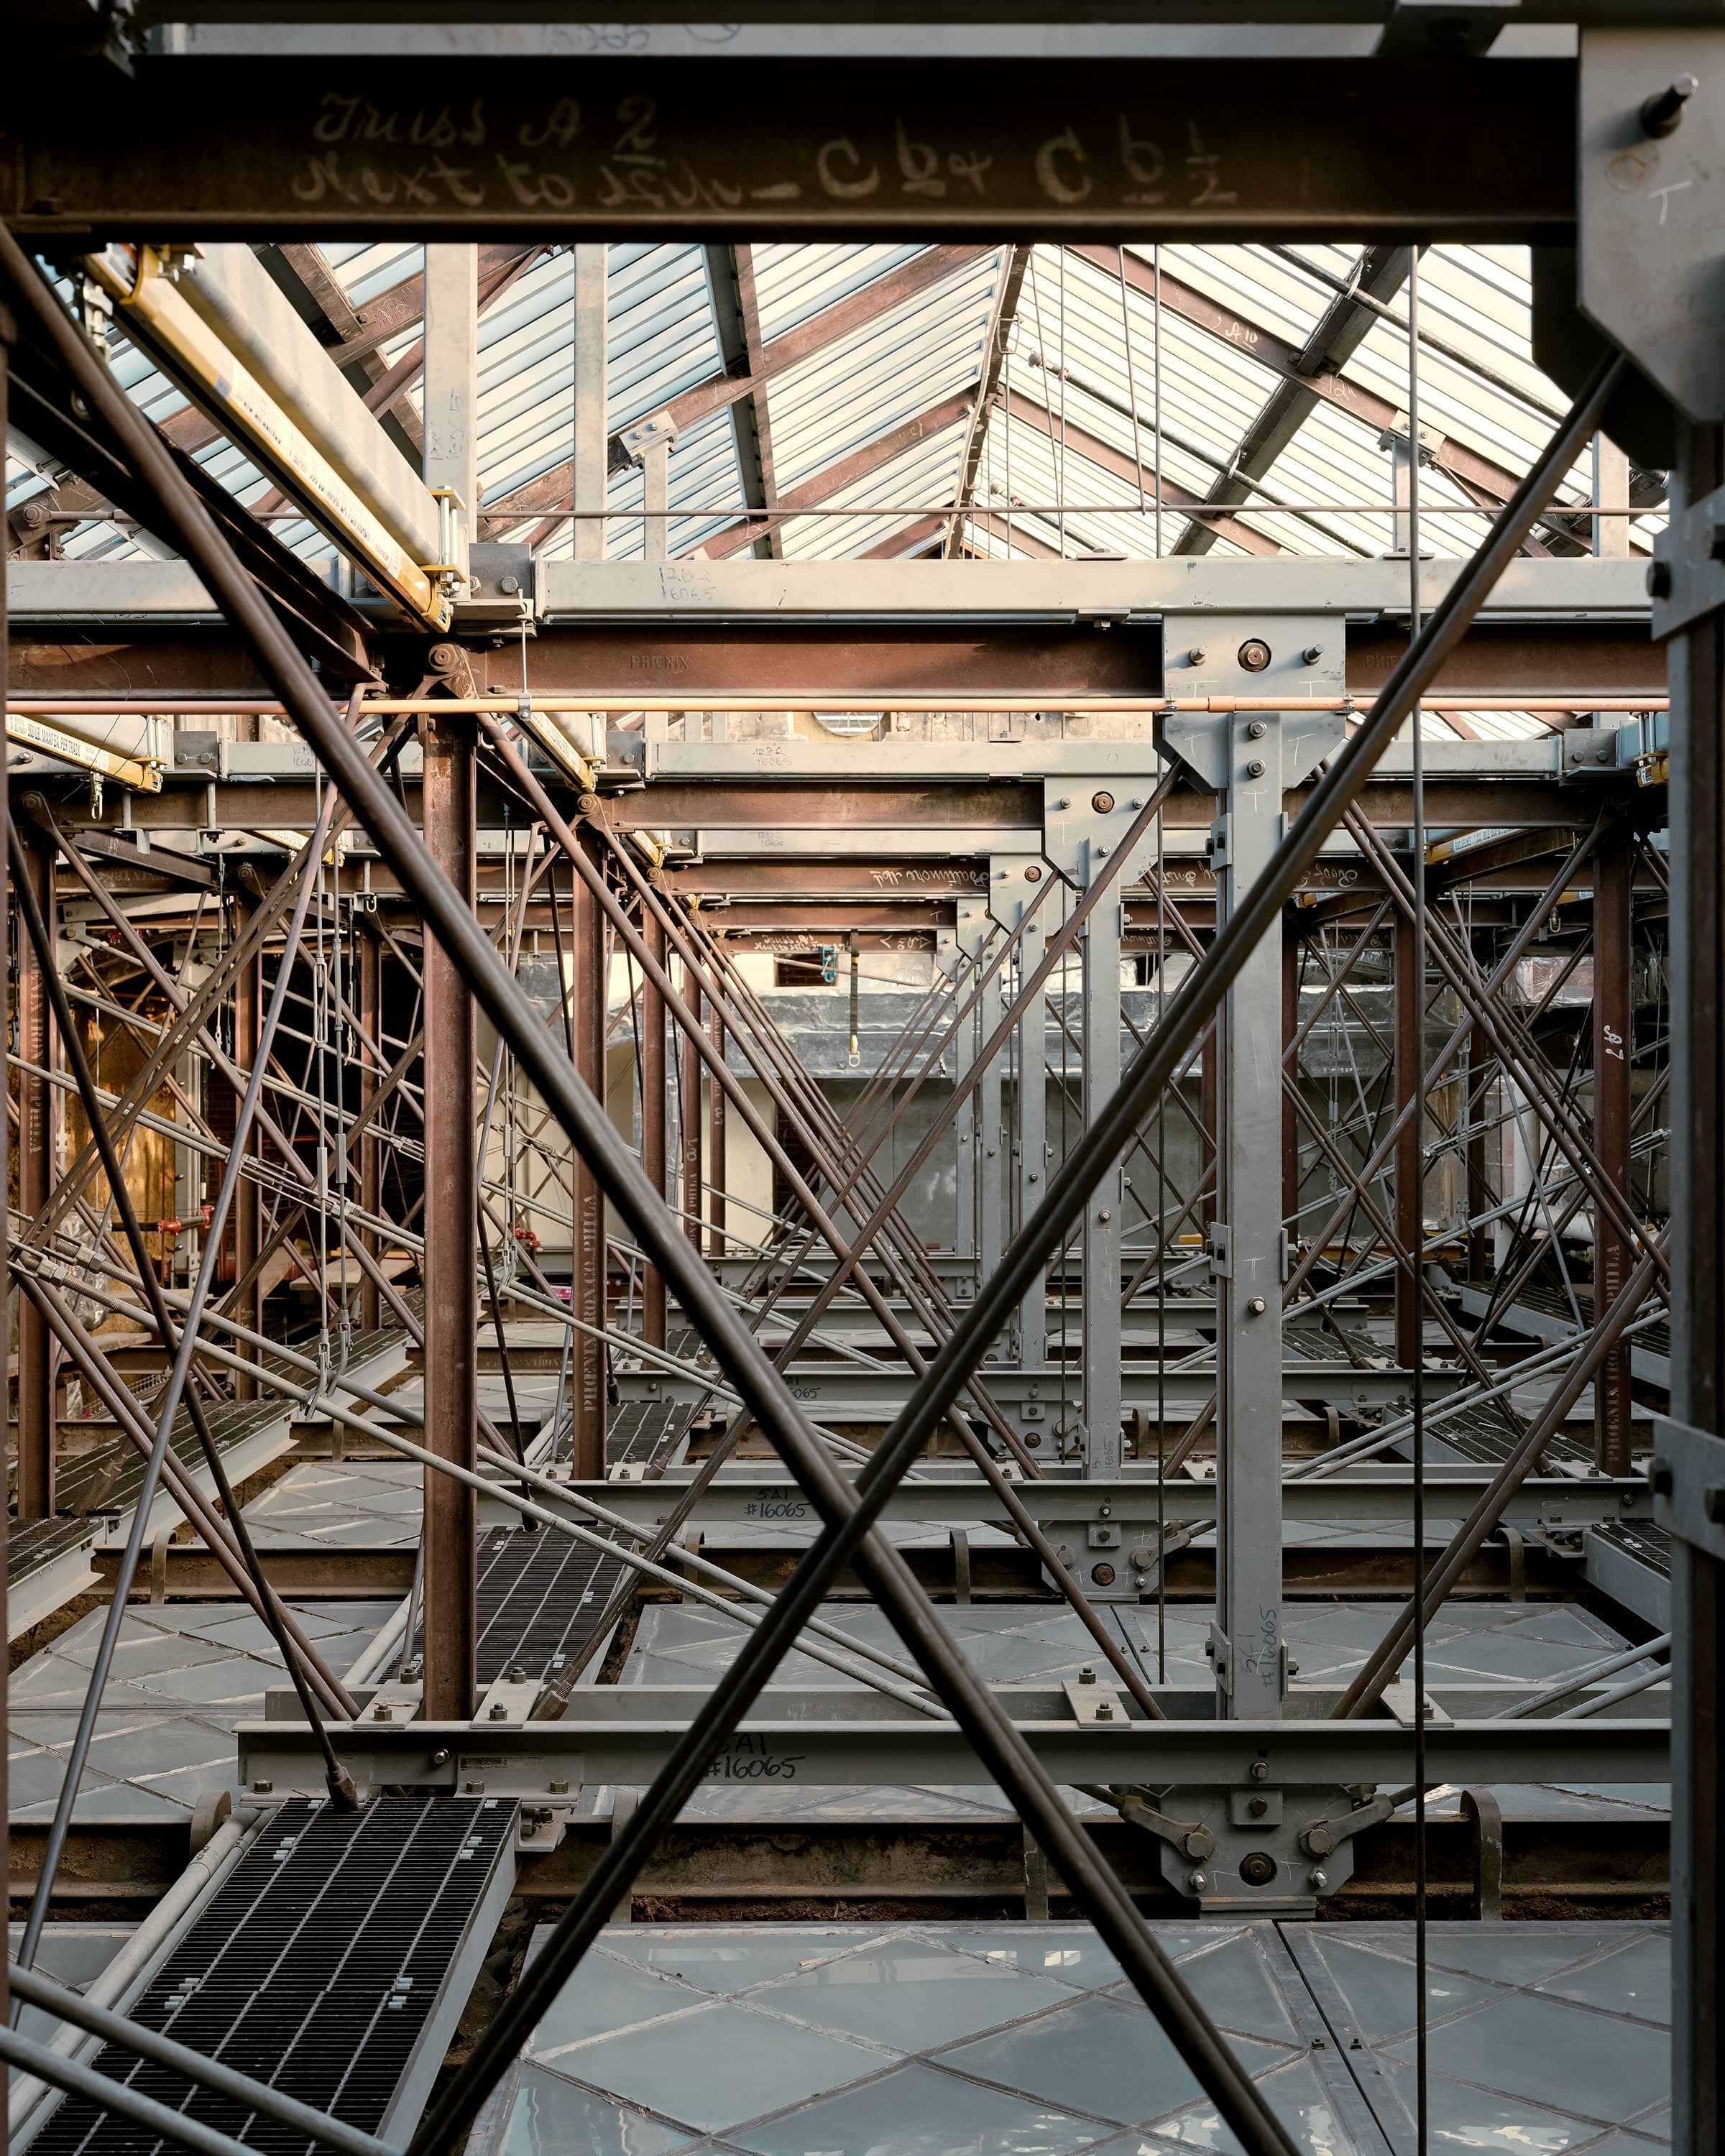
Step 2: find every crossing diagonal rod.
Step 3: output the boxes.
[6,1963,397,2156]
[1281,815,1621,1308]
[14,774,347,1989]
[426,349,1622,2156]
[1333,1238,1662,1719]
[1,224,1302,2156]
[474,734,1166,1717]
[6,815,360,1725]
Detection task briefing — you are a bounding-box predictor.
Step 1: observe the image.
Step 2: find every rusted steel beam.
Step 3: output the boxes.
[569,831,608,1480]
[358,922,383,1336]
[418,711,478,1720]
[14,826,55,1518]
[641,907,669,1351]
[7,57,1575,244]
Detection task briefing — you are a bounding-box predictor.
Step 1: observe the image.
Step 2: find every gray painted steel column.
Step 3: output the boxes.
[1043,788,1154,1480]
[1214,714,1291,1720]
[992,856,1049,1368]
[574,244,608,563]
[1159,614,1343,1717]
[937,928,977,1268]
[422,244,477,579]
[1080,871,1124,1475]
[956,899,1001,1293]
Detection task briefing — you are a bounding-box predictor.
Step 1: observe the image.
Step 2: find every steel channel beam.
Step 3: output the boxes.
[419,711,479,1720]
[236,1713,1670,1799]
[530,1472,1651,1532]
[612,1359,1464,1416]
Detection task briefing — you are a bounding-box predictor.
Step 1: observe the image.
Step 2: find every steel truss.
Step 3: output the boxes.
[0,29,1710,2156]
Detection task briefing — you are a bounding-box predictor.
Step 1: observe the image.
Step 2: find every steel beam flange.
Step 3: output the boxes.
[1652,1413,1725,1558]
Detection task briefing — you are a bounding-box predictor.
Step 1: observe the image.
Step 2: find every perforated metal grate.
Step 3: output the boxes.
[29,1793,515,2156]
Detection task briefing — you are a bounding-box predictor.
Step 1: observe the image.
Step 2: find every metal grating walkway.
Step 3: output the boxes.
[471,1525,627,1685]
[27,1794,516,2156]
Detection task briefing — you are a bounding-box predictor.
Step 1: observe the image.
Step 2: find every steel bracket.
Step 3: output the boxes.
[1652,1412,1725,1557]
[1650,483,1725,640]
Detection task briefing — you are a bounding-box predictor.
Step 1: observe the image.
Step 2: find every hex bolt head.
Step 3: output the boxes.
[1248,1794,1269,1818]
[1247,719,1269,740]
[1091,789,1116,814]
[1310,1869,1330,1893]
[1080,1665,1097,1684]
[1186,645,1208,667]
[1249,1756,1271,1783]
[1302,1824,1335,1858]
[1246,758,1266,778]
[1237,637,1271,672]
[1642,72,1699,138]
[489,1701,509,1720]
[1187,1869,1210,1894]
[1247,1295,1268,1316]
[1302,643,1325,665]
[1095,1701,1116,1720]
[1182,1827,1215,1861]
[252,1779,274,1794]
[1026,864,1043,881]
[550,1778,570,1795]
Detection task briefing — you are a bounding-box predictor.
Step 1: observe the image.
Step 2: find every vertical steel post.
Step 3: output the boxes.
[358,922,382,1336]
[1,305,12,1951]
[419,713,478,1720]
[1200,1023,1220,1230]
[569,834,608,1478]
[709,1000,727,1257]
[1016,907,1048,1365]
[1080,859,1124,1476]
[232,895,262,1394]
[574,244,608,565]
[14,825,54,1516]
[1394,909,1424,1369]
[1282,931,1302,1233]
[1213,717,1291,1719]
[1160,675,1343,1719]
[1593,817,1635,1475]
[641,908,668,1348]
[1667,420,1724,2156]
[956,899,1001,1301]
[1466,1024,1492,1284]
[681,964,704,1253]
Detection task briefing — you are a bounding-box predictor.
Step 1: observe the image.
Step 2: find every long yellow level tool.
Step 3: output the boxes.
[82,244,451,633]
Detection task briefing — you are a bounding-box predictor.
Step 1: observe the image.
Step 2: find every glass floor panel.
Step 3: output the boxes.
[467,1920,1671,2156]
